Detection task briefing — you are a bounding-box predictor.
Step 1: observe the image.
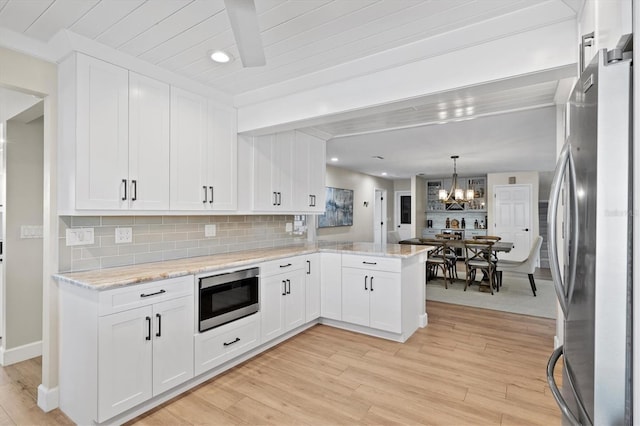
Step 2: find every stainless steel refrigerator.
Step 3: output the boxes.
[546,41,632,425]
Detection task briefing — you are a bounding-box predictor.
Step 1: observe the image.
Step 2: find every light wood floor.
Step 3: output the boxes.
[1,302,562,425]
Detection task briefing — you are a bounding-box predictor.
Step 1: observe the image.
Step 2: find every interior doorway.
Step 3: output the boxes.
[394,190,411,240]
[493,184,533,261]
[373,189,387,245]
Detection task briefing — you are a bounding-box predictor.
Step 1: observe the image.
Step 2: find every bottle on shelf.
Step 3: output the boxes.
[461,218,466,229]
[474,219,479,229]
[445,217,450,228]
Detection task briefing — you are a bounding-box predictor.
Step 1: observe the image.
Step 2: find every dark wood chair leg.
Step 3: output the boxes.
[528,273,537,297]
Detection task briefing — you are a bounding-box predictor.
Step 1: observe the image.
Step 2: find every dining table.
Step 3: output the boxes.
[398,238,513,254]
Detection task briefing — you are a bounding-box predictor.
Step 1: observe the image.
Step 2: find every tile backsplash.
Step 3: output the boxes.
[59,215,305,272]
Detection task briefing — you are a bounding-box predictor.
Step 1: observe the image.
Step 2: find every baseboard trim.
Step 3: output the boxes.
[419,313,428,327]
[0,340,42,366]
[37,385,59,412]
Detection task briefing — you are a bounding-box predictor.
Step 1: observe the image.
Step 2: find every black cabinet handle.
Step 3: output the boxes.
[140,289,166,298]
[122,179,127,201]
[370,277,374,292]
[282,280,286,296]
[155,313,161,337]
[145,316,151,341]
[209,186,214,204]
[203,186,207,203]
[280,263,292,268]
[286,279,291,294]
[273,192,277,206]
[223,337,240,347]
[131,180,137,201]
[362,261,377,265]
[277,192,282,206]
[307,260,311,275]
[364,275,368,290]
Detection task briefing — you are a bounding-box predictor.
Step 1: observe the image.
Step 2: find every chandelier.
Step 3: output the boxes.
[438,155,475,203]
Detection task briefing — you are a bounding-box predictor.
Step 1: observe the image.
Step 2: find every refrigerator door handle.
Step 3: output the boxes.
[548,142,572,316]
[547,345,582,426]
[566,149,579,307]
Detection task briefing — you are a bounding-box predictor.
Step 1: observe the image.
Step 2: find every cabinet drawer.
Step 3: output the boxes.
[260,256,305,277]
[98,275,194,316]
[194,313,261,376]
[342,255,401,273]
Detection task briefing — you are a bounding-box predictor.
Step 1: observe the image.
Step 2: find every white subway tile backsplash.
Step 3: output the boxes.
[59,215,304,272]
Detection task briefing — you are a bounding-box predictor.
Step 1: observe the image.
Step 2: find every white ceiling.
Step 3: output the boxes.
[0,0,582,179]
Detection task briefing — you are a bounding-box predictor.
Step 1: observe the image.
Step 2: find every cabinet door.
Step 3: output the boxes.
[284,269,306,331]
[368,271,402,333]
[341,268,370,327]
[305,254,321,322]
[170,87,208,210]
[98,306,152,422]
[261,273,286,341]
[129,72,170,210]
[207,102,237,210]
[321,253,342,320]
[272,131,294,210]
[253,134,277,210]
[152,296,194,396]
[307,135,326,212]
[76,54,129,210]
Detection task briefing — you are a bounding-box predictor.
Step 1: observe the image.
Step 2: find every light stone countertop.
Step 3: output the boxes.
[54,242,432,291]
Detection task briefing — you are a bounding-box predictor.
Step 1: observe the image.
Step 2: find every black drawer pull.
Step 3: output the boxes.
[140,289,166,298]
[145,316,151,341]
[362,261,377,265]
[223,337,240,346]
[280,263,292,268]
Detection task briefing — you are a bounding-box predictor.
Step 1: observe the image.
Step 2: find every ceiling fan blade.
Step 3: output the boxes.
[224,0,266,67]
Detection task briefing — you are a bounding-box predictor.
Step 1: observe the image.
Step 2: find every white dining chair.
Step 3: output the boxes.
[495,235,543,296]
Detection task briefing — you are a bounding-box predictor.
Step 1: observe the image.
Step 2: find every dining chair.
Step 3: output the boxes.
[463,239,496,294]
[434,234,459,279]
[472,235,502,283]
[495,235,543,296]
[423,239,450,288]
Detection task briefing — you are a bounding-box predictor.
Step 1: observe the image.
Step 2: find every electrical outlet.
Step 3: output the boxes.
[115,227,133,244]
[285,222,293,232]
[66,228,94,246]
[204,224,217,237]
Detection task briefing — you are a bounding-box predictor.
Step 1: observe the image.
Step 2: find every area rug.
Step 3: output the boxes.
[425,272,557,319]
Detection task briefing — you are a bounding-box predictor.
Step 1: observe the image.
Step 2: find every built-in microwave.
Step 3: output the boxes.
[198,267,259,332]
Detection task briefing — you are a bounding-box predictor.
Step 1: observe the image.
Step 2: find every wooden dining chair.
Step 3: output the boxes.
[434,234,459,279]
[422,239,450,288]
[463,239,496,295]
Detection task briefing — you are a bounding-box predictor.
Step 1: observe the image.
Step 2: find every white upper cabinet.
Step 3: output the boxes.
[170,87,237,211]
[292,131,326,212]
[239,130,326,213]
[129,72,171,210]
[58,52,236,214]
[73,54,129,210]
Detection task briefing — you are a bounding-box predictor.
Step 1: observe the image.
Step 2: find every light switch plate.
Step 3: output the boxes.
[115,227,132,244]
[204,224,217,237]
[66,228,94,246]
[20,225,43,239]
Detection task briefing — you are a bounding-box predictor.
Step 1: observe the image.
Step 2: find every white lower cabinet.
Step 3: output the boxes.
[341,256,402,333]
[194,313,261,376]
[304,254,321,322]
[260,257,306,342]
[59,276,194,424]
[320,252,342,320]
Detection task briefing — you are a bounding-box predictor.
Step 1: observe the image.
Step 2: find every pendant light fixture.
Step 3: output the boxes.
[438,155,475,203]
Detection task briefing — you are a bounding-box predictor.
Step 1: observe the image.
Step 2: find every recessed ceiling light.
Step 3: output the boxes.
[330,157,339,162]
[438,111,448,120]
[210,50,232,63]
[381,172,388,176]
[454,108,464,117]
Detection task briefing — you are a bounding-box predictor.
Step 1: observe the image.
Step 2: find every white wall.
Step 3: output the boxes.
[411,176,426,238]
[486,171,540,240]
[5,114,43,349]
[317,165,394,242]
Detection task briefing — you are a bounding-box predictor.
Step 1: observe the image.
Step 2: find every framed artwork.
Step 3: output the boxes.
[318,187,353,228]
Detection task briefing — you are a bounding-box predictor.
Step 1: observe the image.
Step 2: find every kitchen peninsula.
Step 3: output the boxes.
[54,242,431,425]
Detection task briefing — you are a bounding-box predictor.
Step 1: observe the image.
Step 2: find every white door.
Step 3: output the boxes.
[129,72,170,210]
[374,189,388,245]
[394,191,411,240]
[493,184,532,261]
[152,296,194,396]
[98,306,152,422]
[169,87,208,210]
[368,271,401,333]
[305,255,321,322]
[284,269,306,331]
[274,131,294,210]
[75,54,129,210]
[253,135,277,210]
[341,268,369,327]
[260,274,286,341]
[207,101,237,210]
